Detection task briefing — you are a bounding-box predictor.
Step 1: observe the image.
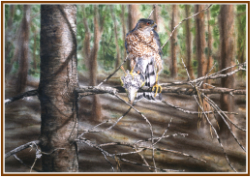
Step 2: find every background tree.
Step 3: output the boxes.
[195,5,206,78]
[110,5,121,69]
[185,5,195,79]
[39,5,78,171]
[82,5,105,121]
[127,4,140,70]
[16,5,31,93]
[206,6,213,84]
[219,5,235,137]
[170,5,178,78]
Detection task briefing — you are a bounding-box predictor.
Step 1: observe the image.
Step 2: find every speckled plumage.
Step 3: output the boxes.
[125,18,163,101]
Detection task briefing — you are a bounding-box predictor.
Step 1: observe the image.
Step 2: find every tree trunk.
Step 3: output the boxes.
[110,5,121,69]
[121,5,127,61]
[89,5,102,121]
[206,6,213,84]
[127,4,139,70]
[185,5,195,80]
[170,5,178,78]
[195,5,206,78]
[39,5,78,172]
[16,5,30,93]
[219,5,235,137]
[153,5,159,31]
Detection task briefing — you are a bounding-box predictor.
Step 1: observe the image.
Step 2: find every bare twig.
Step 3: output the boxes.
[162,100,238,115]
[97,56,128,87]
[5,89,38,105]
[193,96,236,172]
[162,4,212,49]
[5,140,40,159]
[148,5,156,19]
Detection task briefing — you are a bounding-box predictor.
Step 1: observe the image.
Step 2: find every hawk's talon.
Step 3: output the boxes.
[152,84,162,97]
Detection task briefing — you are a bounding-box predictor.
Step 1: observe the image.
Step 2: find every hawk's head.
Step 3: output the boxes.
[135,18,157,32]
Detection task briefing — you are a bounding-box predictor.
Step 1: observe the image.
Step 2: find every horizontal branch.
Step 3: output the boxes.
[5,89,38,105]
[76,85,245,97]
[5,140,40,159]
[160,62,246,87]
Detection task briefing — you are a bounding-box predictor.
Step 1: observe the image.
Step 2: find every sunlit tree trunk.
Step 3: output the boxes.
[185,5,195,80]
[16,5,30,93]
[219,5,235,137]
[89,5,103,121]
[170,5,178,78]
[39,5,78,172]
[127,4,139,70]
[110,5,121,69]
[195,5,206,78]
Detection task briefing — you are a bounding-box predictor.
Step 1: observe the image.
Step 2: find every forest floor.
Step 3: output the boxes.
[4,73,247,173]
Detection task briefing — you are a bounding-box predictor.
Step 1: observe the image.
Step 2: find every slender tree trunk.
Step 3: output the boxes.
[153,5,159,31]
[121,5,127,61]
[185,5,195,80]
[89,5,102,121]
[16,5,30,93]
[236,11,246,78]
[32,29,37,70]
[219,5,235,137]
[195,5,206,78]
[39,5,78,172]
[170,5,178,78]
[110,5,121,69]
[206,6,213,84]
[127,5,139,70]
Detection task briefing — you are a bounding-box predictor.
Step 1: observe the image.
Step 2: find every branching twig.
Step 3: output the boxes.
[161,4,212,49]
[193,96,236,172]
[5,140,40,159]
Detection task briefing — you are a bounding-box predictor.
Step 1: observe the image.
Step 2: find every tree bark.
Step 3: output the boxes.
[170,5,178,78]
[16,5,30,93]
[39,5,78,172]
[185,5,195,80]
[127,4,139,70]
[110,5,121,69]
[195,5,206,78]
[219,5,235,137]
[206,6,213,84]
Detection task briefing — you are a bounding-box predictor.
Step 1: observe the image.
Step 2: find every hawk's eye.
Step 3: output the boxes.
[146,22,150,25]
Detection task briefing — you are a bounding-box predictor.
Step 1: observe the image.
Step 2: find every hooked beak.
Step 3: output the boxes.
[152,23,157,29]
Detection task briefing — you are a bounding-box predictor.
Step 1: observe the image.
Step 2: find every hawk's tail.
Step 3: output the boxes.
[134,59,162,102]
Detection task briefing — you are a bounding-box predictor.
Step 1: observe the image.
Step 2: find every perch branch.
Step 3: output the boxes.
[5,89,38,105]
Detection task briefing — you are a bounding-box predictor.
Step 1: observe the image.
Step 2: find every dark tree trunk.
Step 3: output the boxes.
[16,5,30,93]
[110,5,121,69]
[219,5,235,137]
[127,5,139,70]
[39,5,78,172]
[185,5,195,80]
[170,5,178,78]
[195,5,206,78]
